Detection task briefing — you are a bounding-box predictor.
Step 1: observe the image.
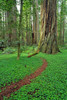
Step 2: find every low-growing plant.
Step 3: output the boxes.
[2,47,16,54]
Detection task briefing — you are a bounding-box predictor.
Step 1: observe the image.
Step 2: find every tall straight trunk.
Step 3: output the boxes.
[26,11,28,45]
[59,15,62,45]
[59,2,63,46]
[35,0,39,44]
[59,0,65,46]
[2,11,5,39]
[6,0,17,46]
[7,11,12,46]
[59,18,65,45]
[62,19,65,45]
[28,7,32,45]
[12,0,17,41]
[32,18,35,44]
[26,6,32,45]
[33,0,39,45]
[4,12,7,40]
[39,0,59,54]
[17,0,23,60]
[0,11,3,39]
[33,0,36,44]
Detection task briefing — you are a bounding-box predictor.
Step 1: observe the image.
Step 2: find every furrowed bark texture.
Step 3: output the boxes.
[39,0,59,54]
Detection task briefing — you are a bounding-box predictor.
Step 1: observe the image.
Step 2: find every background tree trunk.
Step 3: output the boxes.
[32,0,39,45]
[62,19,65,45]
[33,0,36,44]
[35,0,39,45]
[59,0,65,46]
[17,0,23,60]
[12,0,17,42]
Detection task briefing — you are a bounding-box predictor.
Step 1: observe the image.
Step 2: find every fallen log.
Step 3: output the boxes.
[28,50,40,58]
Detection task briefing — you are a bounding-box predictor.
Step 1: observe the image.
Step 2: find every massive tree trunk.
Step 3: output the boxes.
[38,0,59,54]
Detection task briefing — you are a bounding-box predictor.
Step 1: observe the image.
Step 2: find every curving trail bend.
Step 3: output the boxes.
[0,59,47,100]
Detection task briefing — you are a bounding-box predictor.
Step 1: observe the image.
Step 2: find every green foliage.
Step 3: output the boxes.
[0,50,43,89]
[0,40,6,47]
[57,0,67,45]
[2,47,16,54]
[59,45,67,50]
[0,0,16,11]
[7,49,67,100]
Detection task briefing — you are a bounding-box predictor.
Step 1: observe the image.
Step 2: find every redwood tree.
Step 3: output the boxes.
[17,0,23,60]
[39,0,59,54]
[33,0,39,45]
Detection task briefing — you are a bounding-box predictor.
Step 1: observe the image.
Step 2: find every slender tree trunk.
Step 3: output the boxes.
[12,0,17,42]
[59,15,62,45]
[17,0,23,60]
[62,19,65,45]
[5,11,8,39]
[38,0,59,54]
[35,0,39,44]
[7,11,12,46]
[2,11,5,39]
[33,0,39,45]
[6,0,17,46]
[59,0,65,46]
[33,0,36,44]
[28,7,32,45]
[0,11,2,39]
[26,11,28,45]
[59,2,63,46]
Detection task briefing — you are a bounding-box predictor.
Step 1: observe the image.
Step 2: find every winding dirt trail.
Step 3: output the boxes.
[0,59,47,100]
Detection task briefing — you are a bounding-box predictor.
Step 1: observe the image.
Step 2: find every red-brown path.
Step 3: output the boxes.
[0,59,47,100]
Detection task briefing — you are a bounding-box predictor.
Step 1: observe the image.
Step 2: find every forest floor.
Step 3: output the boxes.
[0,46,67,100]
[0,59,47,100]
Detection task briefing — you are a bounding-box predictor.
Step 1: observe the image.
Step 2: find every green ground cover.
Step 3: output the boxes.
[0,47,67,100]
[0,52,43,89]
[7,49,67,100]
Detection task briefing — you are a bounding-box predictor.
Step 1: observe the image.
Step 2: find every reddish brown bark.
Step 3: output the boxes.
[39,0,59,54]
